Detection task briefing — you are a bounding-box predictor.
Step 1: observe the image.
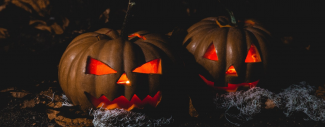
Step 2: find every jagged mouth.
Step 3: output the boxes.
[85,91,162,111]
[199,74,259,92]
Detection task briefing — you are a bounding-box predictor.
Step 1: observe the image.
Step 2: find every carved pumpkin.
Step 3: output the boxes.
[183,16,272,92]
[58,28,182,111]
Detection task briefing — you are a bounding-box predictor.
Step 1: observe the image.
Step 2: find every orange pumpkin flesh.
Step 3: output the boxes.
[86,91,162,111]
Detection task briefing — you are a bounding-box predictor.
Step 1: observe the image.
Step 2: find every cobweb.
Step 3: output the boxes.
[214,81,325,125]
[60,94,173,127]
[91,108,173,127]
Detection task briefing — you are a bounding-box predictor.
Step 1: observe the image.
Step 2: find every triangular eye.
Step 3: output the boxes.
[203,43,218,61]
[86,57,117,75]
[245,44,262,63]
[132,59,162,74]
[225,65,238,76]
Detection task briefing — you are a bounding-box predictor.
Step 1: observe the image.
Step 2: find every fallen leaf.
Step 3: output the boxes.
[189,97,199,117]
[265,99,275,109]
[0,28,9,39]
[10,91,30,98]
[11,0,50,17]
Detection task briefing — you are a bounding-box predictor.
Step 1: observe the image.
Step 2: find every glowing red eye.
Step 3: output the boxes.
[225,65,238,76]
[86,57,117,75]
[132,59,162,74]
[245,44,261,63]
[203,43,218,61]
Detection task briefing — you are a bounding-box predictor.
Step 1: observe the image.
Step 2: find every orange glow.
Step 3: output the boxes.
[216,20,232,28]
[217,80,259,92]
[86,57,117,75]
[244,20,255,25]
[198,74,259,92]
[199,74,214,86]
[128,33,146,40]
[132,59,162,74]
[203,43,218,61]
[225,65,238,76]
[117,73,131,86]
[245,44,261,63]
[88,91,162,111]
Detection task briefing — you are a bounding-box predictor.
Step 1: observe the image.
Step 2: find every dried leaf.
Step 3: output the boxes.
[47,109,60,120]
[0,28,10,39]
[0,87,15,92]
[189,97,199,117]
[265,99,275,109]
[11,0,50,17]
[0,0,10,12]
[29,20,52,33]
[54,116,93,127]
[29,17,69,34]
[10,91,30,98]
[99,8,110,23]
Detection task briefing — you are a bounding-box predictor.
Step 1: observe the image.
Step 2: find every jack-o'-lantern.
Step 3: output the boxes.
[183,16,272,92]
[58,28,182,111]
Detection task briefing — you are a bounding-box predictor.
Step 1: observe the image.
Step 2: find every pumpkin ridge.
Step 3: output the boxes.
[246,26,272,39]
[60,38,99,104]
[244,21,272,35]
[72,39,109,104]
[73,40,106,104]
[133,43,163,97]
[65,37,99,55]
[136,38,176,62]
[244,30,255,80]
[212,28,228,79]
[125,42,153,99]
[193,28,219,61]
[66,47,89,105]
[187,27,219,55]
[183,25,216,47]
[187,25,219,38]
[187,20,218,32]
[90,40,111,100]
[245,28,269,81]
[101,39,125,100]
[60,36,97,63]
[249,29,269,69]
[68,33,99,47]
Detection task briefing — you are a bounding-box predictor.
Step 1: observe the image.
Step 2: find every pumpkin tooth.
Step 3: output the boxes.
[86,91,162,110]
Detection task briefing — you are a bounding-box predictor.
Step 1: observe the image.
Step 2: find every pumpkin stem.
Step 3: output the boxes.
[218,0,237,26]
[120,0,136,39]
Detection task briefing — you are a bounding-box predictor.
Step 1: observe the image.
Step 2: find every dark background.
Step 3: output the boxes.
[1,0,325,126]
[1,0,325,89]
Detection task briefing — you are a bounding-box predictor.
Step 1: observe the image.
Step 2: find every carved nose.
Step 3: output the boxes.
[226,65,238,76]
[117,73,131,86]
